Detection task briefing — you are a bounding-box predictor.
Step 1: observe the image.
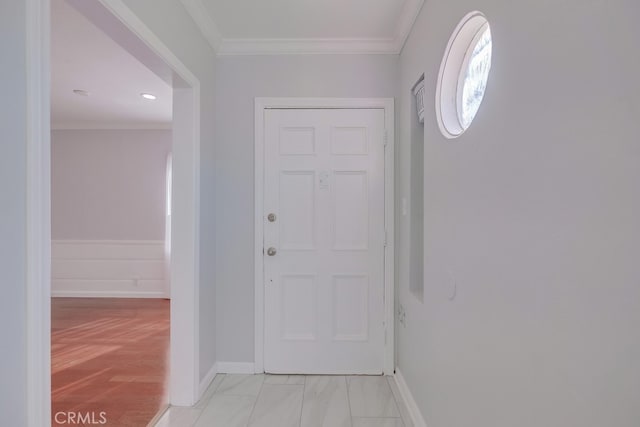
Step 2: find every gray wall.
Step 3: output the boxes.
[0,1,27,425]
[51,129,171,241]
[214,54,399,362]
[396,1,640,426]
[120,0,219,381]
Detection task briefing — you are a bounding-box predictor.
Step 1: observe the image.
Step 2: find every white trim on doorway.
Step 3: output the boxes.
[253,97,395,375]
[26,0,52,425]
[27,1,203,423]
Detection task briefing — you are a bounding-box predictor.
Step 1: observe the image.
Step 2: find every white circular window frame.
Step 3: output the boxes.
[436,11,491,139]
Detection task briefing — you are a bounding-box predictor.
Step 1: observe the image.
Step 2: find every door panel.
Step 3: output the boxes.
[264,108,385,374]
[333,171,369,250]
[332,274,369,341]
[279,171,316,250]
[280,274,317,341]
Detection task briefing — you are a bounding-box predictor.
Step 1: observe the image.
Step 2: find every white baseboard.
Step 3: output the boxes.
[198,363,219,397]
[52,240,167,298]
[394,368,428,427]
[216,362,256,374]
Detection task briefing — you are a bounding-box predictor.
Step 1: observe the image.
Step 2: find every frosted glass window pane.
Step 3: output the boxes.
[460,27,492,129]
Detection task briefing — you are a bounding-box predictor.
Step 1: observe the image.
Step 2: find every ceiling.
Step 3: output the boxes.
[182,0,425,54]
[51,0,172,129]
[50,0,424,128]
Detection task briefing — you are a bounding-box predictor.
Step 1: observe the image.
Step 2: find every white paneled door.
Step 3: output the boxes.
[263,108,386,374]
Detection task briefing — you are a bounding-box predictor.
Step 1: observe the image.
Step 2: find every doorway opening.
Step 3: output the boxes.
[26,0,202,424]
[49,0,180,423]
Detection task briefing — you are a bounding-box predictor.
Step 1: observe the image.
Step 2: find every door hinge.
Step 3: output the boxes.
[384,229,388,247]
[383,130,388,147]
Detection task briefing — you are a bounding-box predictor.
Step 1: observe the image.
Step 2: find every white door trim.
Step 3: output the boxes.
[254,98,395,375]
[26,0,52,425]
[27,1,202,423]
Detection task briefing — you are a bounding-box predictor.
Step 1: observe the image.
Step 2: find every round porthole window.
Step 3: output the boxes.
[436,12,492,138]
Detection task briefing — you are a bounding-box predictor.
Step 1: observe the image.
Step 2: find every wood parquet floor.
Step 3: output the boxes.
[51,298,170,427]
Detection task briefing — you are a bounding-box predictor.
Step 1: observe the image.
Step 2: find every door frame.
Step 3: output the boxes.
[26,0,202,424]
[254,98,395,375]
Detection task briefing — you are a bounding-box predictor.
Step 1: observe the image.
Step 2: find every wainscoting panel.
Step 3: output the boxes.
[52,240,167,298]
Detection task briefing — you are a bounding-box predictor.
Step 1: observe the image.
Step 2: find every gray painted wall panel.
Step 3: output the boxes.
[397,1,640,425]
[214,54,399,362]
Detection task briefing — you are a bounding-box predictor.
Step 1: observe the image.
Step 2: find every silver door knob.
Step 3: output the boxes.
[267,247,277,256]
[267,213,277,222]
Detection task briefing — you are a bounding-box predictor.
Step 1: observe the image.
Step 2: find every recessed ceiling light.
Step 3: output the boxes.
[141,93,157,100]
[73,89,90,97]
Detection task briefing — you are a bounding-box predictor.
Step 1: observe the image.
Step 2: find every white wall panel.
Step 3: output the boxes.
[52,240,166,298]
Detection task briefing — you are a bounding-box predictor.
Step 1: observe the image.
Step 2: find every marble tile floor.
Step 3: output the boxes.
[153,374,413,427]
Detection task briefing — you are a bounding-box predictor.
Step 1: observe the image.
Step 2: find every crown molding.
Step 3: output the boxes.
[217,38,399,56]
[179,0,222,51]
[181,0,424,55]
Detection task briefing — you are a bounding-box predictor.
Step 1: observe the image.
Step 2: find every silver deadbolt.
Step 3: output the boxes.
[267,247,277,256]
[267,213,277,222]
